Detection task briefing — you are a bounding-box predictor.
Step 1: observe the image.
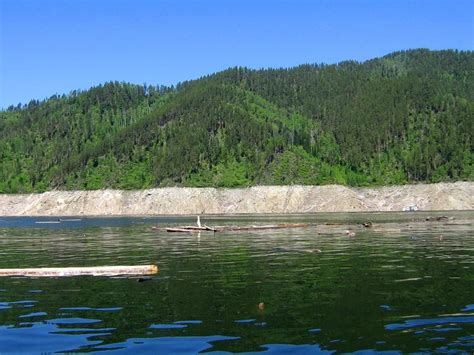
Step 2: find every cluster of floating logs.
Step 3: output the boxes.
[152,223,311,233]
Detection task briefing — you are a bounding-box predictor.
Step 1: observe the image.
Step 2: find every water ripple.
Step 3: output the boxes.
[385,316,474,331]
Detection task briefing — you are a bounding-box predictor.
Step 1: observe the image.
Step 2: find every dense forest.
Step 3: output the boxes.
[0,49,473,193]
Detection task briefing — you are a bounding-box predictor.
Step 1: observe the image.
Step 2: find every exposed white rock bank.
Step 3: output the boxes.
[0,182,472,216]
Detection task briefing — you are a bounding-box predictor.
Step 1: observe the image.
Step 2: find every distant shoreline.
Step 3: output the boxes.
[0,182,472,216]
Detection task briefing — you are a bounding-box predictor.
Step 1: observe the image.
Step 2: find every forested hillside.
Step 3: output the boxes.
[0,49,473,193]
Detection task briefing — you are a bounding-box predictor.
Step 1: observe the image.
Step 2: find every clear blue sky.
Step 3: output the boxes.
[1,0,473,107]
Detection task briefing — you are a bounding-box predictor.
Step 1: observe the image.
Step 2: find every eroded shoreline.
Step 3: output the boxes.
[0,182,472,216]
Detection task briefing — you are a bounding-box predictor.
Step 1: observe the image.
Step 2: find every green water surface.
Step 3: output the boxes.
[0,212,473,353]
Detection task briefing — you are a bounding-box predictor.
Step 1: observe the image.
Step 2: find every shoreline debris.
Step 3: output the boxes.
[345,230,356,237]
[153,223,311,233]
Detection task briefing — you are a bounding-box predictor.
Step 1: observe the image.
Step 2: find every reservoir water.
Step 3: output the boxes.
[0,212,473,353]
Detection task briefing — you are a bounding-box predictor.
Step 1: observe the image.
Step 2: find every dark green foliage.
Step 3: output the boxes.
[1,49,472,192]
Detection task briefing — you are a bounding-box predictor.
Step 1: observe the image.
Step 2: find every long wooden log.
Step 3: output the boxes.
[166,228,197,233]
[0,265,159,277]
[182,225,217,231]
[163,223,310,233]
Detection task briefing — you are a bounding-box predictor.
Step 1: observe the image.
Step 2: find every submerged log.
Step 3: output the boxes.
[0,265,159,277]
[221,223,309,232]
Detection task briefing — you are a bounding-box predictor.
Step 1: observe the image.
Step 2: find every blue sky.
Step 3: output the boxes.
[1,0,473,107]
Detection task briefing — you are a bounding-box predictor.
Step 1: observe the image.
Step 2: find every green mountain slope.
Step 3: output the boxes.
[1,49,473,193]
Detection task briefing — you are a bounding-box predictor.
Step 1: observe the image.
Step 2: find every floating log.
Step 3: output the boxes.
[182,225,217,231]
[161,223,310,233]
[425,216,449,222]
[0,265,159,277]
[166,228,198,233]
[158,225,216,232]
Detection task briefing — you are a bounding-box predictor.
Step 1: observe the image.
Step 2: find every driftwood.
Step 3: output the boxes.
[159,223,310,233]
[425,216,449,222]
[165,225,217,233]
[166,228,200,233]
[0,265,159,277]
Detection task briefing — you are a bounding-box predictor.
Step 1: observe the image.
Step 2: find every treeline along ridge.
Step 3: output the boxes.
[0,49,472,192]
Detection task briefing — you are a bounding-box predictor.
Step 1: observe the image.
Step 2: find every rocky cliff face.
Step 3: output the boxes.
[0,182,472,216]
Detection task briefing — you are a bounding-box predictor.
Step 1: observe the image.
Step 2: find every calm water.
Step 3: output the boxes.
[0,212,473,353]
